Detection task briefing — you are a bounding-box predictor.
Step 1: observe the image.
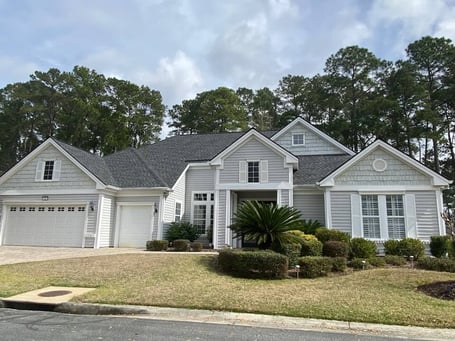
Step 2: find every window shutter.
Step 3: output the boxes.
[239,161,247,183]
[260,160,268,183]
[351,193,362,237]
[405,194,417,238]
[35,161,44,181]
[53,160,62,181]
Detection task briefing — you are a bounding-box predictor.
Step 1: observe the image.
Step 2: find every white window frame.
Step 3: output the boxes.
[247,160,260,183]
[35,160,61,181]
[292,133,305,146]
[239,160,268,184]
[360,193,406,240]
[174,200,183,222]
[191,191,214,235]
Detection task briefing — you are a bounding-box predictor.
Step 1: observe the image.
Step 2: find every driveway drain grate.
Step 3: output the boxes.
[38,290,72,297]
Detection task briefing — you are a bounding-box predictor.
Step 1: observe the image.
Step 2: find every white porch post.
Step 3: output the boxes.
[225,190,231,246]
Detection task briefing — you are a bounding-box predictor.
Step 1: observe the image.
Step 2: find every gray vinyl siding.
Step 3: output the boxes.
[98,195,115,247]
[280,189,289,206]
[274,124,344,155]
[219,137,288,183]
[0,145,96,190]
[335,148,431,186]
[217,190,226,248]
[411,191,440,240]
[163,173,186,238]
[183,167,215,222]
[330,191,352,235]
[293,192,325,225]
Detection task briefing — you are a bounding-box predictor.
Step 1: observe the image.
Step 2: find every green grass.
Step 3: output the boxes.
[1,253,455,328]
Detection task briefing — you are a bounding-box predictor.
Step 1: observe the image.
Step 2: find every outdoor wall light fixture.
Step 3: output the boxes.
[89,201,94,211]
[153,202,158,213]
[41,195,49,201]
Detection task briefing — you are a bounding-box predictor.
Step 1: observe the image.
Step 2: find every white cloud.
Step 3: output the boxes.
[0,56,39,84]
[147,50,204,104]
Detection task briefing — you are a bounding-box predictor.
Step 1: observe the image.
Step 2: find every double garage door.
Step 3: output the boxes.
[3,205,86,247]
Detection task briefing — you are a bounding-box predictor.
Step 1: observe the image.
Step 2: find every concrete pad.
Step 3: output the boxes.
[3,286,95,305]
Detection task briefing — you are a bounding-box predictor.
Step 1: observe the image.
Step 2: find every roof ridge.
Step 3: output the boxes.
[131,148,170,188]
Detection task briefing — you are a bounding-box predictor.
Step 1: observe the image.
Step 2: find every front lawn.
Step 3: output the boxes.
[1,253,455,328]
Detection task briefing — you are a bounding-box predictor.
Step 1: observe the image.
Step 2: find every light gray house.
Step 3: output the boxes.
[0,118,451,248]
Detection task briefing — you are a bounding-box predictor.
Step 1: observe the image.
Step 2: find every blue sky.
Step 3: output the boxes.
[1,0,455,109]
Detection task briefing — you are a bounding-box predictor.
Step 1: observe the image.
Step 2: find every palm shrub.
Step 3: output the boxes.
[295,219,323,235]
[229,201,303,250]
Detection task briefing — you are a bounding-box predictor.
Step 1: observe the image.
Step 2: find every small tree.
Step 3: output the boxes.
[165,221,200,242]
[229,201,303,250]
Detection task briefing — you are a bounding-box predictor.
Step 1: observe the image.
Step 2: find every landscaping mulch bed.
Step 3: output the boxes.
[418,281,455,300]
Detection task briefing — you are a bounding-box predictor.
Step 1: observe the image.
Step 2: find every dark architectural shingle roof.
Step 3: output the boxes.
[294,154,353,185]
[53,131,351,188]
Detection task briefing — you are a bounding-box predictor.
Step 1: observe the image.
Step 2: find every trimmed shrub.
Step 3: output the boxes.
[430,236,450,258]
[276,243,301,267]
[350,238,377,259]
[146,240,168,251]
[315,228,350,244]
[166,222,200,242]
[451,239,455,258]
[331,257,347,272]
[349,258,371,270]
[218,249,288,279]
[300,239,323,257]
[417,257,455,273]
[298,256,333,278]
[368,257,386,268]
[398,238,425,260]
[384,240,400,255]
[190,242,203,252]
[322,241,349,258]
[173,239,191,251]
[384,255,407,266]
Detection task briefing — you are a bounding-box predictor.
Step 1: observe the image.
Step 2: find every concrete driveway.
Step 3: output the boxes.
[0,246,148,265]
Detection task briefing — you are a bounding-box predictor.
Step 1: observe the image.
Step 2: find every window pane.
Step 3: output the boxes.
[293,134,304,145]
[43,161,54,180]
[388,217,405,239]
[363,217,381,238]
[175,202,182,222]
[193,205,207,234]
[362,195,379,215]
[386,195,404,216]
[248,161,259,183]
[194,193,207,201]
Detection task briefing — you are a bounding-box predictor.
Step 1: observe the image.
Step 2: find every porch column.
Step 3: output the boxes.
[225,189,231,246]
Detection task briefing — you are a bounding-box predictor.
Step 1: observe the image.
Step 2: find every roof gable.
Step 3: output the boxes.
[319,140,451,187]
[210,129,298,168]
[271,117,355,156]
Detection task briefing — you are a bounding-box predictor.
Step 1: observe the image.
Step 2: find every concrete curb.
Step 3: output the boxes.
[54,302,455,340]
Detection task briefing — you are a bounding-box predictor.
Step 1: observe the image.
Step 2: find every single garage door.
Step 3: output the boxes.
[118,205,154,248]
[3,205,86,247]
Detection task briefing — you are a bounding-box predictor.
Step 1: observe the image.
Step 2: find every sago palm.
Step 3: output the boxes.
[230,200,303,250]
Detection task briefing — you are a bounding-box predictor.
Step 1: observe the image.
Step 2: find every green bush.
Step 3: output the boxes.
[166,222,200,242]
[218,249,288,279]
[315,228,350,244]
[350,238,377,259]
[300,239,323,257]
[349,258,371,270]
[451,239,455,258]
[384,255,407,266]
[322,241,349,258]
[276,243,301,267]
[430,236,450,258]
[190,242,203,252]
[384,240,400,255]
[398,238,425,260]
[417,257,455,273]
[146,240,168,251]
[298,256,333,278]
[368,257,386,268]
[173,239,191,251]
[331,257,347,272]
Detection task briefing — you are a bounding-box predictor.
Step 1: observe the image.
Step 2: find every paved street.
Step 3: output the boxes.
[0,308,434,341]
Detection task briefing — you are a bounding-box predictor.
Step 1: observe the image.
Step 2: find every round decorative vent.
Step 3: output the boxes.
[372,158,387,172]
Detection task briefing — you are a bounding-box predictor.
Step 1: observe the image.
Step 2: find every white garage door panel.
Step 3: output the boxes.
[118,205,153,248]
[4,205,86,247]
